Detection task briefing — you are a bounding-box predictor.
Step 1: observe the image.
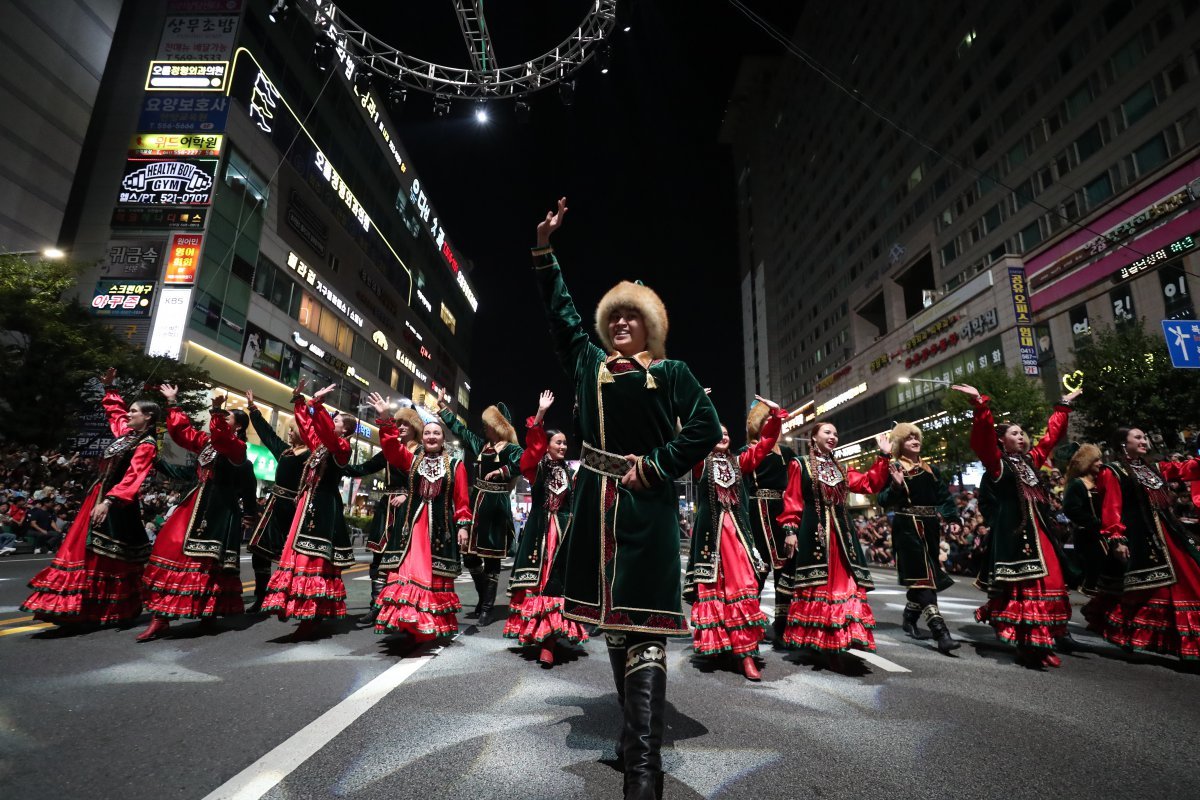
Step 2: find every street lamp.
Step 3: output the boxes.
[43,248,65,259]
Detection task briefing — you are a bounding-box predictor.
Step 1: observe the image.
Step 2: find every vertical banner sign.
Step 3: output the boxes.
[1007,266,1039,376]
[147,288,194,357]
[164,232,203,284]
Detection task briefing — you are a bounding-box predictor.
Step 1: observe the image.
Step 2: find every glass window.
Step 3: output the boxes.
[1069,304,1091,345]
[1074,124,1104,162]
[299,293,321,334]
[1110,35,1144,79]
[1133,132,1169,174]
[440,303,457,334]
[335,321,352,355]
[1020,220,1043,251]
[1066,81,1093,118]
[318,307,338,345]
[1122,83,1156,126]
[983,203,1002,232]
[1008,141,1027,167]
[1084,173,1113,207]
[1013,179,1035,209]
[252,258,273,299]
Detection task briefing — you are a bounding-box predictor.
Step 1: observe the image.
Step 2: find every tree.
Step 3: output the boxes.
[936,365,1051,474]
[1071,321,1200,448]
[0,253,212,447]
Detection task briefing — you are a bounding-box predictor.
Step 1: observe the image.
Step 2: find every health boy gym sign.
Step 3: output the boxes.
[118,157,218,206]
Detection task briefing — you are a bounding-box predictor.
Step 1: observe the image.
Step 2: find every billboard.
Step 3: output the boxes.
[157,14,239,62]
[129,133,223,158]
[101,239,166,280]
[145,60,228,91]
[111,206,208,231]
[137,94,229,133]
[164,232,203,285]
[147,287,194,357]
[118,157,218,206]
[90,282,156,317]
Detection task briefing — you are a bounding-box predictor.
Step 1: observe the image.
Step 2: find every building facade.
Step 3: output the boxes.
[724,0,1200,452]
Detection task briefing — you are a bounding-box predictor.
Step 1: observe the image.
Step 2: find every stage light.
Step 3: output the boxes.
[388,86,407,106]
[314,40,332,71]
[433,97,451,117]
[474,104,489,123]
[597,42,611,74]
[353,67,372,94]
[268,0,289,23]
[559,80,575,107]
[515,100,531,123]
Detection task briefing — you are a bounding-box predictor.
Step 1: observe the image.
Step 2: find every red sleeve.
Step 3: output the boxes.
[969,396,1002,479]
[453,460,472,524]
[691,462,704,479]
[777,459,804,529]
[1159,458,1200,482]
[166,406,208,454]
[1097,467,1126,539]
[378,418,414,470]
[739,408,785,473]
[293,398,318,450]
[208,411,247,463]
[847,455,891,494]
[102,390,131,438]
[104,443,156,504]
[309,400,351,467]
[1030,404,1072,468]
[519,417,548,482]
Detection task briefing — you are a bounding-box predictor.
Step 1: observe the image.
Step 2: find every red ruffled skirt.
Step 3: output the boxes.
[263,491,346,621]
[375,507,459,641]
[975,526,1071,649]
[142,491,244,619]
[783,523,876,653]
[504,516,590,645]
[22,487,144,624]
[690,511,768,657]
[1082,533,1200,660]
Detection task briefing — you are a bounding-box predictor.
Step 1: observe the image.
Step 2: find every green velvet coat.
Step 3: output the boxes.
[533,249,721,635]
[439,407,521,558]
[740,443,797,573]
[878,463,958,591]
[344,450,411,555]
[246,408,307,562]
[290,398,355,568]
[509,421,574,592]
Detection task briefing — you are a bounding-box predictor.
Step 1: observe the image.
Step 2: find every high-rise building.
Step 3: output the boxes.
[724,0,1200,453]
[54,0,479,499]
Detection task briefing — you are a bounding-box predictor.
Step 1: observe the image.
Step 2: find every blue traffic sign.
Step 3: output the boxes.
[1162,319,1200,368]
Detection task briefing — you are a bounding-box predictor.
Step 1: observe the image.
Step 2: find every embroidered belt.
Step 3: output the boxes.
[270,486,300,500]
[474,479,510,494]
[383,490,408,497]
[897,505,938,516]
[752,489,783,500]
[581,442,630,479]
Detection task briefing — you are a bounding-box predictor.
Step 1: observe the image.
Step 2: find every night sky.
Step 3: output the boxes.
[336,1,801,443]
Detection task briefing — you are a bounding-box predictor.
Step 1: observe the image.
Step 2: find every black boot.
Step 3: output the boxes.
[465,563,485,619]
[606,633,627,766]
[477,572,500,626]
[246,571,269,614]
[622,639,667,800]
[361,576,385,625]
[902,601,925,639]
[923,605,960,654]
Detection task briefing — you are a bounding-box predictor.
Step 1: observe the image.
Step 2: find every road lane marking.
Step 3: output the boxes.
[846,648,911,673]
[0,614,36,628]
[0,624,53,637]
[201,637,455,800]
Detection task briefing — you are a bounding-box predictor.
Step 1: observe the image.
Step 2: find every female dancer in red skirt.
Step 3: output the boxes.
[503,390,590,666]
[368,391,472,642]
[138,385,257,641]
[23,368,158,627]
[1085,426,1200,661]
[263,380,358,639]
[777,425,893,661]
[952,383,1082,667]
[685,395,785,680]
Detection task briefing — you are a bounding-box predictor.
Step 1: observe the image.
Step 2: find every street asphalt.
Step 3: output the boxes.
[1,550,1196,800]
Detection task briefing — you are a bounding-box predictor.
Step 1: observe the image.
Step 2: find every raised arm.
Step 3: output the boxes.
[98,368,131,437]
[847,454,892,494]
[1030,403,1074,469]
[1159,457,1200,482]
[437,407,485,456]
[165,406,209,455]
[343,450,388,478]
[248,405,288,460]
[970,396,1002,478]
[308,399,351,467]
[104,442,157,505]
[519,417,548,483]
[208,410,247,464]
[738,403,786,474]
[378,418,415,471]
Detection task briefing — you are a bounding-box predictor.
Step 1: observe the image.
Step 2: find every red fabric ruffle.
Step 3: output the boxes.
[1083,592,1200,660]
[503,589,591,645]
[262,555,347,621]
[782,587,876,653]
[690,584,768,656]
[142,556,244,619]
[374,574,460,641]
[23,556,143,624]
[974,588,1071,649]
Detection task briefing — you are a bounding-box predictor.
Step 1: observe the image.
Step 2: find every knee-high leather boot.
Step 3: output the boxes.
[464,557,485,619]
[902,601,923,638]
[604,633,627,765]
[247,554,271,614]
[923,604,961,654]
[477,572,500,626]
[623,638,667,800]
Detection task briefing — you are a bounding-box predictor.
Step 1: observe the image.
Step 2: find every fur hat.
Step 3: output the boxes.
[1065,442,1099,481]
[746,402,771,441]
[482,403,518,444]
[393,407,424,437]
[594,281,669,359]
[888,421,923,450]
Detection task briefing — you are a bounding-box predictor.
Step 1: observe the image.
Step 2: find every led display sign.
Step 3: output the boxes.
[314,149,371,232]
[119,158,217,206]
[129,133,223,158]
[395,348,428,383]
[145,60,228,91]
[286,252,364,327]
[164,232,203,284]
[111,206,207,231]
[1113,232,1198,284]
[137,94,229,133]
[815,383,868,417]
[157,14,238,62]
[91,282,156,317]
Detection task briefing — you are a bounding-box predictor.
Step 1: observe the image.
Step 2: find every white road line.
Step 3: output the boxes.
[201,639,453,800]
[847,648,912,673]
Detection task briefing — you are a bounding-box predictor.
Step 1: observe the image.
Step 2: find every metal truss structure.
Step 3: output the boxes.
[299,0,617,99]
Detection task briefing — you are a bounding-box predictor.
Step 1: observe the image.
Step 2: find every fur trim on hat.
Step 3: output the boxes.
[1066,443,1101,481]
[746,402,771,441]
[888,421,923,450]
[595,281,669,359]
[482,404,518,444]
[393,407,424,438]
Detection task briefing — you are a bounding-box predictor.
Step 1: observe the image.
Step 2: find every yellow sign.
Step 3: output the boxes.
[130,133,223,157]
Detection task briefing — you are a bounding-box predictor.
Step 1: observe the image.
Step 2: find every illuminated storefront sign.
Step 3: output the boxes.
[102,239,165,280]
[890,338,1004,412]
[129,133,223,157]
[145,60,228,91]
[371,331,388,350]
[814,365,851,392]
[1007,267,1039,376]
[395,348,428,383]
[344,365,370,387]
[292,331,348,373]
[815,382,867,416]
[111,206,207,230]
[1113,231,1198,283]
[286,252,364,327]
[416,289,432,313]
[164,232,203,284]
[147,287,193,357]
[119,158,217,206]
[91,282,156,317]
[405,321,423,341]
[246,443,277,481]
[137,94,229,133]
[157,14,239,62]
[314,149,371,231]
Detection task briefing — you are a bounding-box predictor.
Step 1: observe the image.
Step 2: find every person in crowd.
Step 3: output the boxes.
[367,392,472,641]
[1084,427,1200,661]
[532,197,721,799]
[1062,443,1126,605]
[434,387,522,627]
[262,380,358,639]
[25,497,62,553]
[22,368,158,627]
[138,386,257,642]
[878,421,961,654]
[685,396,785,681]
[503,390,590,666]
[951,382,1081,668]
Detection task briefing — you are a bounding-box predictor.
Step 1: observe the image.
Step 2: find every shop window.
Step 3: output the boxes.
[1084,173,1114,209]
